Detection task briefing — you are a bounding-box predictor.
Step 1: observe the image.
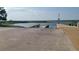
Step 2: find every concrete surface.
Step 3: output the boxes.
[0,28,75,51]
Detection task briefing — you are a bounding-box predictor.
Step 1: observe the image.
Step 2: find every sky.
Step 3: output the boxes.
[5,7,79,21]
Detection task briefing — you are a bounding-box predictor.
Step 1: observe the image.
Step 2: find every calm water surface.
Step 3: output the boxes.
[14,22,57,29]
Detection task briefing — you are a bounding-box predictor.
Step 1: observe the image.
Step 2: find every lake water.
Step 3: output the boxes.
[14,22,57,29]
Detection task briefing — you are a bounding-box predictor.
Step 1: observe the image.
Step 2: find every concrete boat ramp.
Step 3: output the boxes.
[0,28,75,51]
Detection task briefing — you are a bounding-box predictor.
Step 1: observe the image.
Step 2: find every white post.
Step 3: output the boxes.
[77,22,79,28]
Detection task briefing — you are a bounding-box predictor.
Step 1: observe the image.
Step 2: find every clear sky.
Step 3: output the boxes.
[5,7,79,21]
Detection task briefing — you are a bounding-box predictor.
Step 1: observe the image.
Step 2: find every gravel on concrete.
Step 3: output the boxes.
[0,28,76,51]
